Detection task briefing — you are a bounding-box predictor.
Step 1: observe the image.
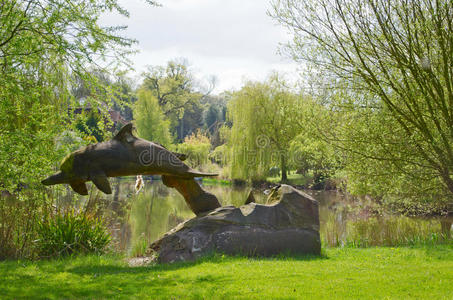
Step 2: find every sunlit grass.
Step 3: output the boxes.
[266,172,310,186]
[201,178,232,186]
[1,245,452,299]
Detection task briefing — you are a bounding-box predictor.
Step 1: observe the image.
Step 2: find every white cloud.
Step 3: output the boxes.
[100,0,299,93]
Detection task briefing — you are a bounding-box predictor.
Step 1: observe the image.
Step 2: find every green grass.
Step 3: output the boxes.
[201,178,232,186]
[266,173,310,186]
[1,245,453,299]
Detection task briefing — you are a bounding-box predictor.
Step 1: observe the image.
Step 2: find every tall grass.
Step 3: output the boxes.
[0,185,114,260]
[0,190,52,259]
[36,210,111,258]
[321,214,450,247]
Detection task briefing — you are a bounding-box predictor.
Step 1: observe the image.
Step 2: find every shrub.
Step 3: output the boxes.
[175,130,211,168]
[36,210,111,258]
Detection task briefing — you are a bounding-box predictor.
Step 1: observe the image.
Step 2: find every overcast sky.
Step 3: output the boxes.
[101,0,300,93]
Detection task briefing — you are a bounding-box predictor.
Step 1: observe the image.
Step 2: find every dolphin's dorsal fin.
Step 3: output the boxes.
[114,123,134,142]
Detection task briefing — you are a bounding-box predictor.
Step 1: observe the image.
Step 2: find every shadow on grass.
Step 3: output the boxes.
[4,245,452,299]
[0,248,326,299]
[68,251,327,277]
[1,258,235,299]
[6,273,233,299]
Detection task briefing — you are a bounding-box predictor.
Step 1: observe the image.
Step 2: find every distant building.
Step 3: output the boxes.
[70,99,127,133]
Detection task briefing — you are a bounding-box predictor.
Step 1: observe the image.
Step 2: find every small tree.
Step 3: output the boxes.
[176,130,211,168]
[134,89,172,147]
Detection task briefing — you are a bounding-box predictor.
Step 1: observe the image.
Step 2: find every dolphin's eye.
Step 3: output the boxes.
[126,135,134,143]
[122,132,134,143]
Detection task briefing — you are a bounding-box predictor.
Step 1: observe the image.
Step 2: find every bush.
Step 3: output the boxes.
[175,130,211,168]
[36,210,111,258]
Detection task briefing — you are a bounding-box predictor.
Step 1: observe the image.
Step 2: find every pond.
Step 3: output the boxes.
[69,178,450,255]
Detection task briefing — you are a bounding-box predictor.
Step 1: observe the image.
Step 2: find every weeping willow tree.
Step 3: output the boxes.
[227,74,304,181]
[227,82,270,180]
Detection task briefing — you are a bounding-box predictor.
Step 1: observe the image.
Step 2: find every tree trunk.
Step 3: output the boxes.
[179,119,184,141]
[281,154,287,182]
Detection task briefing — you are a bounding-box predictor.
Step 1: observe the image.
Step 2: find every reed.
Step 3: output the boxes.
[321,215,450,247]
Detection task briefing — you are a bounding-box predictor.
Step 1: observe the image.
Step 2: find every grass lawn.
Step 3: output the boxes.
[1,245,453,299]
[267,173,310,186]
[201,178,232,186]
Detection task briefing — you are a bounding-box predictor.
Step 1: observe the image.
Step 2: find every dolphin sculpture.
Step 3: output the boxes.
[42,123,217,196]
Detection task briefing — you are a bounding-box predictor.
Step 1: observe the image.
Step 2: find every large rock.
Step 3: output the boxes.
[148,185,320,263]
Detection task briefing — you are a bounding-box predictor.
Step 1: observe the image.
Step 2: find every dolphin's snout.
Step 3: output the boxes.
[42,171,66,185]
[41,178,53,185]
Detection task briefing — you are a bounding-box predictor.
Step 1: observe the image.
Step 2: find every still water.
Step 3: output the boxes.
[75,178,447,254]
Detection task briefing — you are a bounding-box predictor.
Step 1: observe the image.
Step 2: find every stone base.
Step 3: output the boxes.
[148,185,320,263]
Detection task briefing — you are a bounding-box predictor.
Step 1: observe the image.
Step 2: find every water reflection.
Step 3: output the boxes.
[110,179,343,254]
[67,178,448,254]
[101,179,271,254]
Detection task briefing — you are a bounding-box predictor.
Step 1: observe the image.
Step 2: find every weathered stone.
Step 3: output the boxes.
[149,185,320,263]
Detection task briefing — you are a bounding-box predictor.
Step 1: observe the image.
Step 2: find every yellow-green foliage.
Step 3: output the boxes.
[175,130,211,168]
[226,74,307,180]
[289,132,338,175]
[134,89,172,146]
[0,0,151,259]
[321,215,448,248]
[209,144,228,166]
[271,0,453,204]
